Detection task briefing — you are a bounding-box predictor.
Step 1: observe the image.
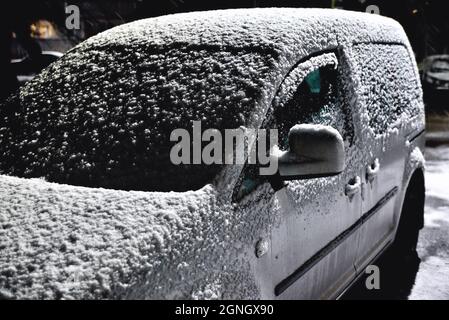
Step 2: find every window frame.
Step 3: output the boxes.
[231,48,352,203]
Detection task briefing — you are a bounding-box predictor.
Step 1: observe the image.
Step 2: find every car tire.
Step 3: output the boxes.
[391,171,425,256]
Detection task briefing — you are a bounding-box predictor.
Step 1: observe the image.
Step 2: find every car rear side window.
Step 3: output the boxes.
[352,43,421,134]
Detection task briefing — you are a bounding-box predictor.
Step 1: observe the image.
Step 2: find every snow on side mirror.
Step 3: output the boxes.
[276,124,345,180]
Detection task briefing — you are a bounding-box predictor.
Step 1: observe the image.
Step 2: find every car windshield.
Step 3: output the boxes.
[431,59,449,73]
[0,43,277,192]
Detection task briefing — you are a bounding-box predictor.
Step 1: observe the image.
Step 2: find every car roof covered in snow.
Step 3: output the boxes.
[91,8,408,59]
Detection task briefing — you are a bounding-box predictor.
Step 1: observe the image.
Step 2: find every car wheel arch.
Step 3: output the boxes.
[395,168,425,246]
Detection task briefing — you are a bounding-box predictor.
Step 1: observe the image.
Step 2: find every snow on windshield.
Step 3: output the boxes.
[0,44,276,191]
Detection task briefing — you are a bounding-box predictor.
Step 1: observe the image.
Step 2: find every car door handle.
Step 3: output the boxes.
[366,158,380,183]
[345,176,361,198]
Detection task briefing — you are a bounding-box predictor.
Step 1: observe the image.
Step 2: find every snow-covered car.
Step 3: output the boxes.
[422,55,449,90]
[0,8,425,299]
[422,55,449,111]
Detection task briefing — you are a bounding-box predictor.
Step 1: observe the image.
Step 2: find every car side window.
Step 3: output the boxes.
[233,52,353,202]
[273,64,346,150]
[352,43,421,134]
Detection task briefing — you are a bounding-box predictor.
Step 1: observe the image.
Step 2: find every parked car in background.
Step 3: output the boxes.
[11,50,63,85]
[422,54,449,112]
[0,8,425,300]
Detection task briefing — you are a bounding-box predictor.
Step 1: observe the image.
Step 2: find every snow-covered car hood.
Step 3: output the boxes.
[0,174,244,299]
[0,170,277,299]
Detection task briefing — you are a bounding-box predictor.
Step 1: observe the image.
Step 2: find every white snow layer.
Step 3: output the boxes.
[0,174,262,299]
[290,124,343,144]
[0,8,419,299]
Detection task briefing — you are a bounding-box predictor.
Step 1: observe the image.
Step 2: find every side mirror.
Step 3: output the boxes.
[276,124,345,180]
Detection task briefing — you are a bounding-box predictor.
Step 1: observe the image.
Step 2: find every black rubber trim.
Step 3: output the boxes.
[408,129,425,143]
[274,186,399,296]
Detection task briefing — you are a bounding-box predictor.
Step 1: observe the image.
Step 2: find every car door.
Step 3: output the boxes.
[234,50,364,299]
[350,43,418,270]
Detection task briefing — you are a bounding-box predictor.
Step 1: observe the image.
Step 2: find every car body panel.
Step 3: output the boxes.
[348,42,425,273]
